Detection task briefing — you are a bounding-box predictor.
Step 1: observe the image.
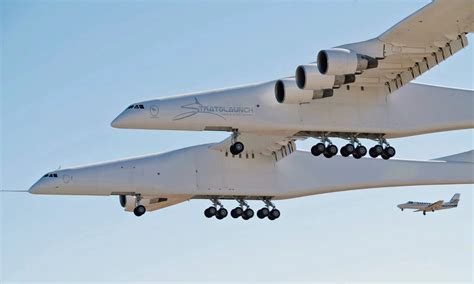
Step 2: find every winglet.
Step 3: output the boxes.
[434,150,474,163]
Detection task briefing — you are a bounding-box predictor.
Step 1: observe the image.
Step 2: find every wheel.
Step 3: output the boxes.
[231,207,243,218]
[323,150,333,158]
[423,211,426,215]
[230,142,244,155]
[401,208,404,211]
[204,206,217,218]
[215,208,228,219]
[311,143,325,156]
[344,144,355,154]
[381,153,390,160]
[257,208,269,219]
[369,148,377,158]
[242,208,254,220]
[340,146,349,157]
[133,205,146,217]
[326,144,338,156]
[269,209,280,220]
[353,152,362,159]
[384,146,396,158]
[369,145,383,158]
[355,145,367,157]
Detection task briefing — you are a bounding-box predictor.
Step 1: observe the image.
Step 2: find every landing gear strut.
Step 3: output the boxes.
[229,129,244,155]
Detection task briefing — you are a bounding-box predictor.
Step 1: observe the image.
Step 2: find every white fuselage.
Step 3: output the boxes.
[111,82,474,138]
[29,144,474,200]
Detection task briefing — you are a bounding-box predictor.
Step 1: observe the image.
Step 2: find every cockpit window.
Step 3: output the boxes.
[44,173,58,178]
[128,104,145,110]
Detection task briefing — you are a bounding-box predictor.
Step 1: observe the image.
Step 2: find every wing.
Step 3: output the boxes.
[333,0,472,93]
[414,200,444,212]
[210,133,299,162]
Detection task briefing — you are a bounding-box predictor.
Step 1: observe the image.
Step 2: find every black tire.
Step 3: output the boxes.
[374,145,383,155]
[356,145,367,157]
[311,143,325,156]
[204,206,217,218]
[268,215,275,220]
[243,208,254,219]
[369,147,378,158]
[269,209,280,219]
[384,146,396,158]
[231,207,243,218]
[230,142,244,155]
[257,208,269,219]
[353,152,362,159]
[381,153,390,160]
[340,146,349,157]
[133,205,146,217]
[216,208,228,219]
[323,150,333,158]
[344,144,355,154]
[327,144,338,156]
[423,211,426,215]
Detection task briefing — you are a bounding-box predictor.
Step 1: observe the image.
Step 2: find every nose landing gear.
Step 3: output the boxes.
[229,129,245,155]
[133,194,147,217]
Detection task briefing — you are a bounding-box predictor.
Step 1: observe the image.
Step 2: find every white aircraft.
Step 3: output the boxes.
[27,1,474,219]
[397,193,460,215]
[111,0,473,160]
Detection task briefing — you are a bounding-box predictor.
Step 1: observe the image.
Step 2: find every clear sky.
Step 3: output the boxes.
[1,0,473,282]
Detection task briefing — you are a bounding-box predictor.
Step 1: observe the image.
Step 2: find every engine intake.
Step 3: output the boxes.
[295,64,355,90]
[275,78,333,104]
[317,48,378,75]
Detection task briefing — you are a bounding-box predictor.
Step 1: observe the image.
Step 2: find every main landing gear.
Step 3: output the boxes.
[311,136,338,158]
[310,134,396,160]
[133,194,147,217]
[229,129,244,155]
[257,199,280,220]
[368,137,396,160]
[204,198,280,221]
[204,198,228,219]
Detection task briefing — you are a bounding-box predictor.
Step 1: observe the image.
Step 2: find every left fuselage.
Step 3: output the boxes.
[111,81,474,138]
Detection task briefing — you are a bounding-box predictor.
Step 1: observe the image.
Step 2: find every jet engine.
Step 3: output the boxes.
[119,195,136,211]
[317,48,378,75]
[275,78,333,104]
[295,64,355,90]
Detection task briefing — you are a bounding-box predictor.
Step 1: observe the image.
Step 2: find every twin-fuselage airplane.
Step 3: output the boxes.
[398,194,461,215]
[28,0,474,220]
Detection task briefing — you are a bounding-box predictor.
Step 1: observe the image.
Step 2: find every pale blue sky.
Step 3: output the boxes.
[1,0,473,282]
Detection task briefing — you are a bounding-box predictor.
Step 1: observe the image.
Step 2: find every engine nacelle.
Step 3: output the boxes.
[295,64,355,90]
[119,195,136,211]
[317,48,378,75]
[275,78,333,104]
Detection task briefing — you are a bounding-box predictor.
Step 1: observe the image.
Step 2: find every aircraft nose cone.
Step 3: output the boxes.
[111,112,127,128]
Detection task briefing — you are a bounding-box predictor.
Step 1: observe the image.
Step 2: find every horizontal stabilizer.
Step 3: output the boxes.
[435,150,474,163]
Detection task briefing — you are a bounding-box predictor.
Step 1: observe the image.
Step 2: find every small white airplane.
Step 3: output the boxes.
[397,193,460,215]
[25,1,474,219]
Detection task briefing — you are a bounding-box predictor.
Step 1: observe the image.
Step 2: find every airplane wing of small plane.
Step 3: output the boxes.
[319,0,472,94]
[414,200,444,212]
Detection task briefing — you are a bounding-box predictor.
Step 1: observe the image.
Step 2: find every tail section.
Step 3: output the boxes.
[449,193,461,205]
